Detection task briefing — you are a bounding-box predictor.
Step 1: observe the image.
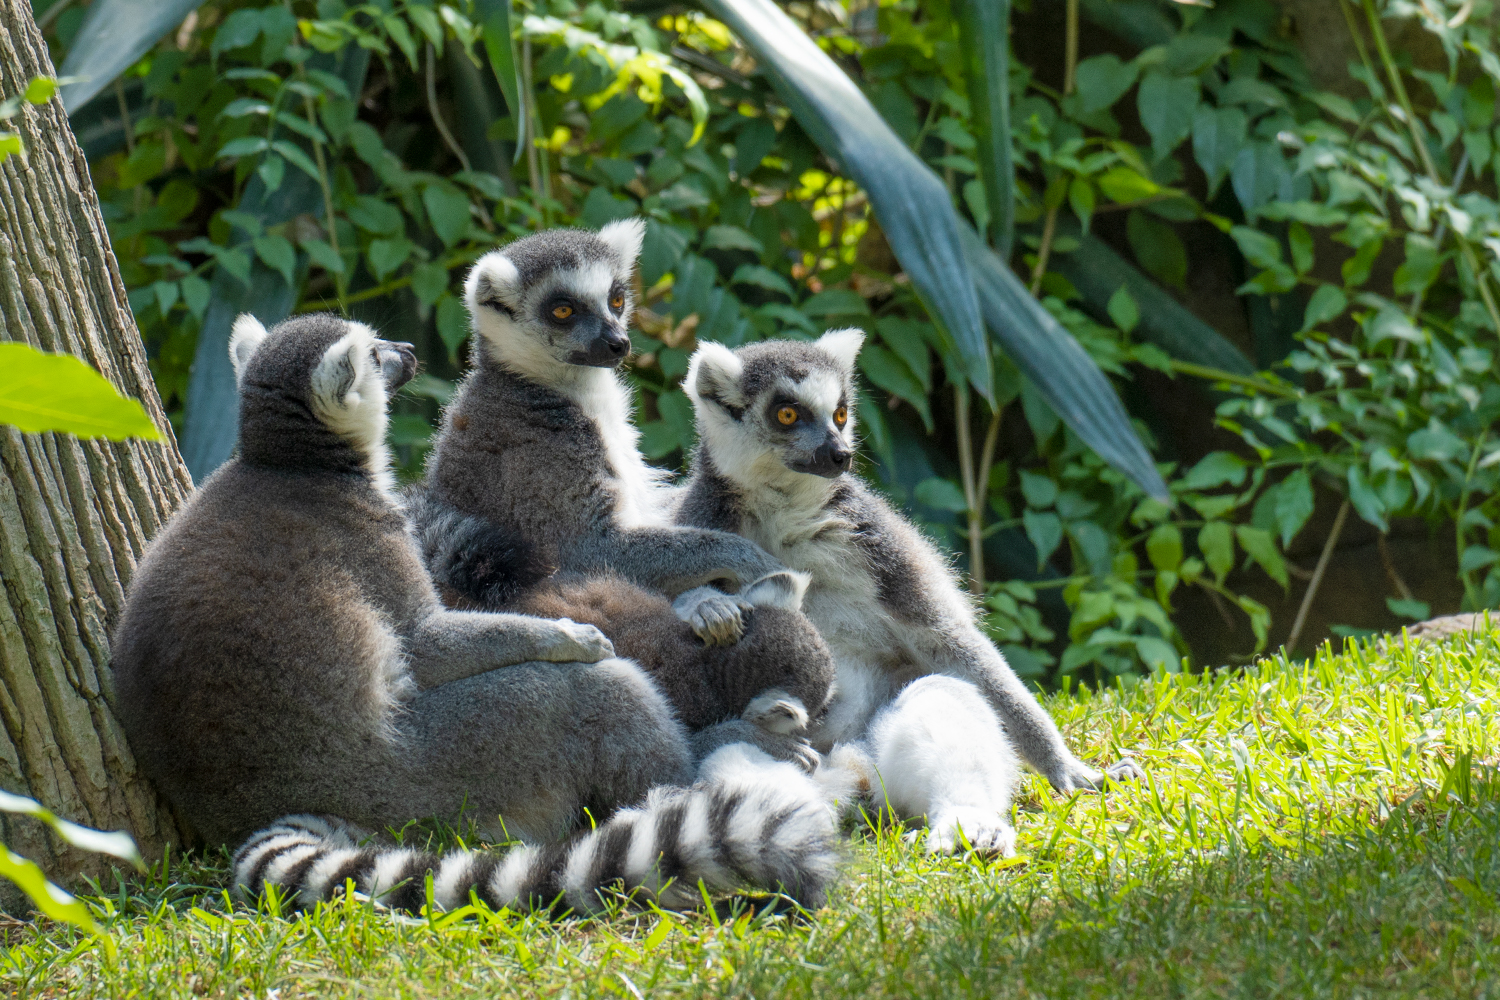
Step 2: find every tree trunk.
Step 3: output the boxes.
[0,0,193,905]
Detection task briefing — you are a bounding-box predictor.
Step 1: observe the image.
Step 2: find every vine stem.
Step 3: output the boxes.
[1029,0,1079,296]
[426,43,472,175]
[1454,428,1489,609]
[521,34,544,220]
[1286,500,1351,656]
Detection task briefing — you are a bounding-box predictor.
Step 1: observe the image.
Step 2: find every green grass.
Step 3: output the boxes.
[8,631,1500,999]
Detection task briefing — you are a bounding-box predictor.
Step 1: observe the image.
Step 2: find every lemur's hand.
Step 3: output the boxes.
[672,587,753,646]
[536,618,615,663]
[1044,754,1147,794]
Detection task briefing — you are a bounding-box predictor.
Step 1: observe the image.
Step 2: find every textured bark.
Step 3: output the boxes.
[0,0,194,904]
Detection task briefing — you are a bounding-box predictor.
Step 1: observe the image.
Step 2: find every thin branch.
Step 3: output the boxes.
[1029,206,1058,295]
[1377,533,1415,602]
[1064,0,1080,95]
[1286,500,1351,655]
[669,44,753,89]
[954,384,982,596]
[426,43,472,175]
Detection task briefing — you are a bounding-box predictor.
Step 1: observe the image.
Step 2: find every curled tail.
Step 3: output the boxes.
[234,746,840,915]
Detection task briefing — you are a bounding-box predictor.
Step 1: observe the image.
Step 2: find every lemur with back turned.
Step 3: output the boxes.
[408,221,834,756]
[112,313,839,913]
[675,331,1146,855]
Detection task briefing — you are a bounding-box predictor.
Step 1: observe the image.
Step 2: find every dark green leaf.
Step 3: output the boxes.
[411,260,450,306]
[916,477,969,513]
[702,225,764,254]
[1075,54,1139,115]
[252,234,297,288]
[1192,104,1246,192]
[1347,465,1389,532]
[1138,72,1199,160]
[860,345,933,429]
[1236,525,1287,588]
[1127,210,1187,290]
[422,183,473,248]
[1023,509,1064,568]
[367,237,414,281]
[1107,286,1139,334]
[436,294,470,361]
[1199,521,1234,582]
[952,0,1013,256]
[1302,285,1347,331]
[60,0,206,112]
[801,289,870,316]
[1274,469,1314,547]
[699,0,992,399]
[1146,524,1183,572]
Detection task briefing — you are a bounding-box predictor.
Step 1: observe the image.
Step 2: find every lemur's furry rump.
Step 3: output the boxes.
[236,747,841,914]
[405,488,554,607]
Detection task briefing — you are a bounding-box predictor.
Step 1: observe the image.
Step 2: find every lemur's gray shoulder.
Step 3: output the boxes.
[676,448,746,534]
[827,476,945,626]
[442,363,593,436]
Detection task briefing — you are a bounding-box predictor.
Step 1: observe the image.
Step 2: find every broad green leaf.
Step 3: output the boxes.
[436,295,471,362]
[952,0,1014,256]
[1146,523,1183,572]
[367,237,414,281]
[252,235,297,289]
[422,183,473,248]
[23,78,57,105]
[1274,469,1314,548]
[1192,104,1246,192]
[411,261,450,306]
[731,265,793,297]
[699,0,992,400]
[1198,521,1234,582]
[1107,286,1140,334]
[1181,451,1248,490]
[1020,470,1059,508]
[702,225,764,254]
[1387,597,1431,621]
[1236,525,1287,589]
[0,344,162,441]
[0,847,99,935]
[959,223,1168,500]
[1460,546,1498,573]
[1127,210,1187,290]
[860,345,933,429]
[1231,141,1288,214]
[1074,54,1139,115]
[915,477,969,513]
[1347,465,1389,532]
[1096,167,1160,204]
[801,289,870,316]
[1023,509,1065,569]
[1230,226,1283,270]
[299,237,346,276]
[59,0,206,113]
[1302,285,1347,331]
[1138,72,1199,160]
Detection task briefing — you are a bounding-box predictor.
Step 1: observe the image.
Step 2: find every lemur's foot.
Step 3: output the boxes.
[1044,754,1146,794]
[740,570,812,612]
[742,689,809,734]
[923,806,1017,857]
[673,587,752,646]
[538,618,615,663]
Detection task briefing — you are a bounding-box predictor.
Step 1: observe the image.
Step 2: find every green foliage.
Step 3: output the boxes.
[54,0,1500,682]
[0,790,144,944]
[0,344,162,440]
[9,630,1500,995]
[0,76,57,162]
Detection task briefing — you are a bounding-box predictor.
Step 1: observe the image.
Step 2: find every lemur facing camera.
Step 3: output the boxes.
[407,221,834,757]
[675,331,1146,855]
[112,313,839,913]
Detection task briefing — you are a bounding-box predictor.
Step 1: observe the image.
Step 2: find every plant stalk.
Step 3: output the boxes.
[426,43,473,175]
[1286,500,1351,655]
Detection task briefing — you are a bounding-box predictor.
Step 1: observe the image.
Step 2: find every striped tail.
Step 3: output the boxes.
[233,745,841,915]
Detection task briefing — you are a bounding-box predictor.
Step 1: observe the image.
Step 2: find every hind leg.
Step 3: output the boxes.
[402,657,693,843]
[867,675,1021,856]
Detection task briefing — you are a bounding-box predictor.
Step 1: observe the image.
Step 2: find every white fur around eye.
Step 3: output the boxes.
[229,313,270,384]
[816,328,865,373]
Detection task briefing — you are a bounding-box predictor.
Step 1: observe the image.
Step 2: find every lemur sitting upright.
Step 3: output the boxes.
[676,331,1146,855]
[112,313,840,913]
[408,221,834,758]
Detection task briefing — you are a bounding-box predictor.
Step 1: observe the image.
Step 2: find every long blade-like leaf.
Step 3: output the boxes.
[58,0,205,114]
[1051,220,1255,374]
[953,0,1014,259]
[959,224,1170,500]
[474,0,526,158]
[698,0,994,402]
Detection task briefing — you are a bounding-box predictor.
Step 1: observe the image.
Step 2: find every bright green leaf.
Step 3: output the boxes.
[0,344,161,441]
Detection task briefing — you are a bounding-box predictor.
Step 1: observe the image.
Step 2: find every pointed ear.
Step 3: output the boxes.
[686,341,746,416]
[228,314,270,384]
[816,328,865,373]
[465,251,521,316]
[310,331,364,412]
[598,218,646,268]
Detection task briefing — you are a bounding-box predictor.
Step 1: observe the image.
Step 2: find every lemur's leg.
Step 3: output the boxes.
[405,609,614,689]
[943,629,1146,793]
[866,675,1021,856]
[403,657,694,843]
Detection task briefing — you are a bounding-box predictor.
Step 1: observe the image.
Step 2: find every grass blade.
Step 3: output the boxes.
[953,0,1014,259]
[58,0,206,114]
[699,0,994,401]
[959,223,1169,501]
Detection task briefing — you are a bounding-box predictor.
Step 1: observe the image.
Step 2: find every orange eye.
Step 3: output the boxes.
[776,406,799,426]
[552,304,573,320]
[609,294,625,312]
[833,405,848,427]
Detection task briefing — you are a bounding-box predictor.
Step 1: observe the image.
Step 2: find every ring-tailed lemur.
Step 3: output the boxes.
[112,313,839,910]
[406,221,834,760]
[675,331,1146,855]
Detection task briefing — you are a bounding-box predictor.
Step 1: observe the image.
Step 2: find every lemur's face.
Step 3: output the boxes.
[464,221,645,375]
[687,330,865,481]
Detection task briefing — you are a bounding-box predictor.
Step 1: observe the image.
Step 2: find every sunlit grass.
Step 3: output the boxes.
[8,630,1500,998]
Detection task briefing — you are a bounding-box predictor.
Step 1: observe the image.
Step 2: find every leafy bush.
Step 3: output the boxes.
[41,0,1496,682]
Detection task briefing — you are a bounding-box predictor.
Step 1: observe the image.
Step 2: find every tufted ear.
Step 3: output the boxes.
[228,314,270,385]
[465,251,522,316]
[816,328,865,373]
[685,340,747,417]
[598,217,646,268]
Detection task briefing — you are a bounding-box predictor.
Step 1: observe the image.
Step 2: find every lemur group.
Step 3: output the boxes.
[112,219,1144,917]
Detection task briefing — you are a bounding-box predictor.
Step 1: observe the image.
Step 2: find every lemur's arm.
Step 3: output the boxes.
[406,610,614,690]
[562,526,787,598]
[944,628,1145,792]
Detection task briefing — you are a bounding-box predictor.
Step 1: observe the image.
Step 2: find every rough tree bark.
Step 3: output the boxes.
[0,0,193,905]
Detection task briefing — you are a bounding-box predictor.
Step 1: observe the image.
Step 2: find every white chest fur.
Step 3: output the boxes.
[567,370,674,528]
